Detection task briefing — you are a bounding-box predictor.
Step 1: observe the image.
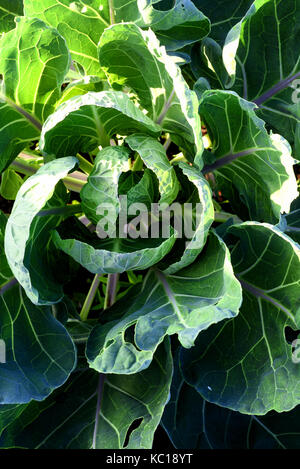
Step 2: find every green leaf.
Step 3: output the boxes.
[56,76,104,107]
[201,90,298,222]
[40,91,161,158]
[98,23,203,164]
[280,197,300,244]
[0,0,23,33]
[23,0,109,75]
[193,0,253,44]
[226,0,300,157]
[139,0,210,51]
[4,157,78,305]
[126,134,179,205]
[53,216,177,275]
[0,340,172,448]
[86,231,242,374]
[181,222,300,415]
[114,0,210,51]
[0,169,23,200]
[0,282,76,404]
[163,350,300,449]
[81,146,130,226]
[119,169,159,211]
[0,211,12,285]
[163,162,214,274]
[0,16,70,173]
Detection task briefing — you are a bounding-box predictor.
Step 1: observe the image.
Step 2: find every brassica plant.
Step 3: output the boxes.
[0,0,300,450]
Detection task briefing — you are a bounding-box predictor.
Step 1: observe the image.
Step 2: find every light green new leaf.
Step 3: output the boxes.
[53,216,176,275]
[0,0,23,33]
[225,0,300,157]
[163,162,214,274]
[56,76,104,107]
[81,146,130,226]
[0,340,172,449]
[0,16,70,173]
[126,134,179,205]
[86,231,242,374]
[98,24,203,164]
[0,169,23,200]
[182,222,300,415]
[23,0,109,76]
[0,281,76,404]
[163,350,300,449]
[4,157,78,305]
[40,91,161,158]
[201,90,298,222]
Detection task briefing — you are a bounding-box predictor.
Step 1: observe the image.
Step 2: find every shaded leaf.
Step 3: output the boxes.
[0,340,172,448]
[0,282,76,404]
[182,222,300,415]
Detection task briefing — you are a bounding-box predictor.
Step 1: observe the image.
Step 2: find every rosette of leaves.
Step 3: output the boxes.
[0,0,300,451]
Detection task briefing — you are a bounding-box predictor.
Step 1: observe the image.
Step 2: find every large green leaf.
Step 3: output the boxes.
[81,146,130,226]
[23,0,109,75]
[114,0,210,51]
[126,134,179,205]
[0,340,172,448]
[225,0,300,157]
[4,157,78,305]
[40,91,161,158]
[0,281,76,404]
[193,0,253,44]
[0,0,23,33]
[162,350,300,449]
[53,216,177,275]
[98,23,203,164]
[163,162,214,274]
[86,231,242,374]
[182,222,300,415]
[0,16,70,173]
[201,90,298,222]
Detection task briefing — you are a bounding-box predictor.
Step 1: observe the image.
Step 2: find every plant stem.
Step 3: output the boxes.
[109,0,115,24]
[92,271,119,449]
[92,373,106,449]
[10,153,87,193]
[37,203,82,217]
[104,273,119,309]
[76,154,93,174]
[214,211,243,224]
[80,274,103,321]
